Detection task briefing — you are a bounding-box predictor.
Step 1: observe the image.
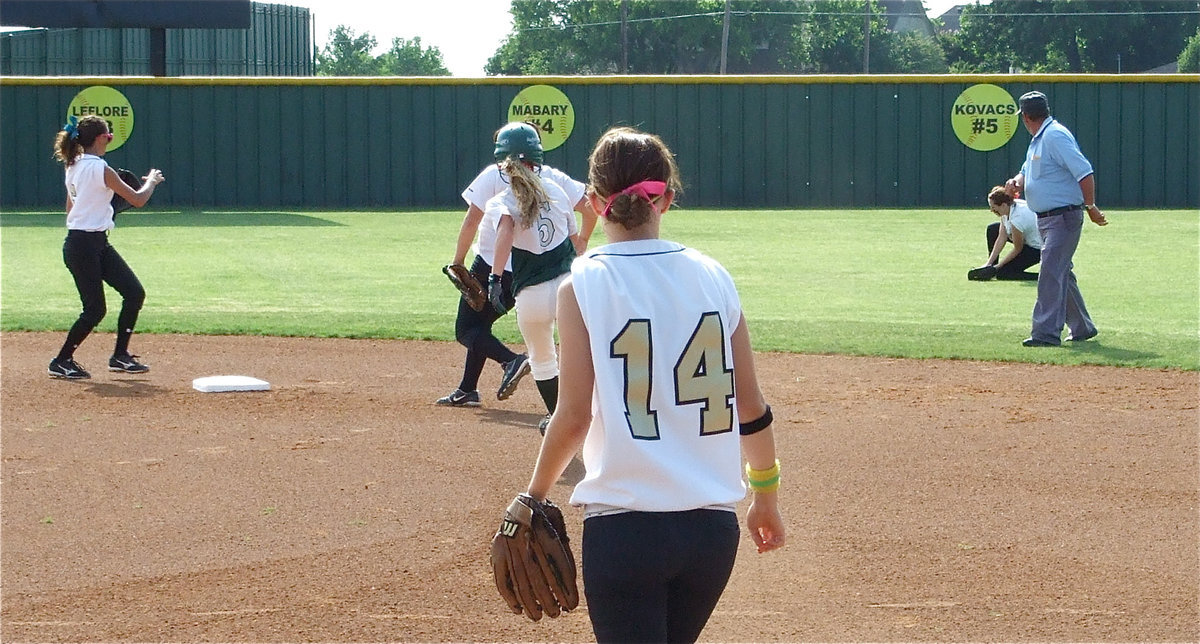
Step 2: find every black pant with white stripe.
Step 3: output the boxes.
[56,230,144,360]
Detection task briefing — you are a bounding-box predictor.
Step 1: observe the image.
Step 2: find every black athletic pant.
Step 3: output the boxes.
[57,230,144,361]
[454,255,519,393]
[583,509,740,644]
[986,221,1041,280]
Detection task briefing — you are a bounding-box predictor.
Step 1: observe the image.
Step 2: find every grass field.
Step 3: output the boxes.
[2,207,1196,370]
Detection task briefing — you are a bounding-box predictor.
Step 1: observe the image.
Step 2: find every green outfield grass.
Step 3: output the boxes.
[2,208,1196,370]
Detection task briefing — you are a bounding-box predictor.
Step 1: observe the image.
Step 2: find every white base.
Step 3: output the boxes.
[192,375,270,392]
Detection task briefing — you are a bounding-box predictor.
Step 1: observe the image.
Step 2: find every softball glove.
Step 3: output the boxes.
[490,494,578,621]
[110,168,142,216]
[443,263,486,312]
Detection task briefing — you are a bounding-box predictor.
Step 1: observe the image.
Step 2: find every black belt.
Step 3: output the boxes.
[1036,204,1083,219]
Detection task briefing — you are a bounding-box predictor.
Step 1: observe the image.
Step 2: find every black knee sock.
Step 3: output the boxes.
[114,330,133,356]
[56,322,92,361]
[458,349,487,393]
[535,377,559,414]
[114,300,142,356]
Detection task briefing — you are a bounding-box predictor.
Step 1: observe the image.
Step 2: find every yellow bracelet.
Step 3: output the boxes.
[745,459,781,493]
[746,459,780,481]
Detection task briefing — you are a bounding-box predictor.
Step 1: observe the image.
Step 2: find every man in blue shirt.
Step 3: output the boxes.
[1005,91,1108,347]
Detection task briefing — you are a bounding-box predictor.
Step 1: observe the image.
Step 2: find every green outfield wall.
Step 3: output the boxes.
[2,75,1196,210]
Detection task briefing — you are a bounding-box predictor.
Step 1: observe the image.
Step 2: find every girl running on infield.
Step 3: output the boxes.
[522,126,786,643]
[486,122,583,426]
[48,115,165,379]
[437,122,596,408]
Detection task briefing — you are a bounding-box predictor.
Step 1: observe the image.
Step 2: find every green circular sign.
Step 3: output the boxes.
[508,85,574,152]
[67,86,134,151]
[951,84,1019,152]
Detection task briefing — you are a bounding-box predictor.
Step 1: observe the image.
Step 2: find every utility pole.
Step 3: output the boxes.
[621,0,629,73]
[720,0,731,74]
[862,0,870,73]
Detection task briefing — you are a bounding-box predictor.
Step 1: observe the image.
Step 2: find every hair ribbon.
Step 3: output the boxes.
[63,115,79,140]
[601,180,668,217]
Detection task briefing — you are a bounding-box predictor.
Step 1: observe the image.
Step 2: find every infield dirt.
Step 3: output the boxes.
[2,332,1196,642]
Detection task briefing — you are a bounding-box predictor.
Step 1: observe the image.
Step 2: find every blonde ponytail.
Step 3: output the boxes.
[501,158,549,230]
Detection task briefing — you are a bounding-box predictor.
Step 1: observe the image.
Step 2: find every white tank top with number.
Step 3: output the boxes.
[568,239,746,514]
[64,154,115,231]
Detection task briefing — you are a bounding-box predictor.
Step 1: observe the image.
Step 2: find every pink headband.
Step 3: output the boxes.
[601,180,668,218]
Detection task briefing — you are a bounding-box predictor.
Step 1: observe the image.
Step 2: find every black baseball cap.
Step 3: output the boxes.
[1018,91,1049,117]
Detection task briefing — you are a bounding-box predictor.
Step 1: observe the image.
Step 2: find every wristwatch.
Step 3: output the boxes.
[1084,203,1097,210]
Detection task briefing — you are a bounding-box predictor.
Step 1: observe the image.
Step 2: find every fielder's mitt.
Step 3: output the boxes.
[490,494,578,621]
[443,263,486,312]
[110,168,142,216]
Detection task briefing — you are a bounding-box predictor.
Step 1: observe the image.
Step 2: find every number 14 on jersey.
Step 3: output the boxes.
[610,312,734,440]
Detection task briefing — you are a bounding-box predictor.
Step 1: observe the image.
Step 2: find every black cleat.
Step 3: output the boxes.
[497,354,531,400]
[435,389,482,407]
[967,265,997,281]
[109,353,149,373]
[48,358,91,379]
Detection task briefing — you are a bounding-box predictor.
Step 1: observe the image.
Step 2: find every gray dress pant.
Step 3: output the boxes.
[1030,208,1096,344]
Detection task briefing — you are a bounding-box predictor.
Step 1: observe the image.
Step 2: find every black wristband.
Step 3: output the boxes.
[739,404,773,435]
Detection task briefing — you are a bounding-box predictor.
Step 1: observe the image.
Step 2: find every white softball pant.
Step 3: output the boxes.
[514,273,568,381]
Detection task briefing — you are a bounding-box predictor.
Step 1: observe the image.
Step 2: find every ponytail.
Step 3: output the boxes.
[52,115,108,166]
[987,185,1014,207]
[587,127,682,231]
[500,158,549,230]
[607,194,655,230]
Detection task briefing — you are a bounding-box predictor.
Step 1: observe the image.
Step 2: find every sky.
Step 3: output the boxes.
[292,0,513,76]
[294,0,975,77]
[0,0,975,76]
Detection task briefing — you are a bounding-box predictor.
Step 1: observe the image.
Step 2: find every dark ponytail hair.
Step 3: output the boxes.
[987,185,1015,208]
[53,115,108,167]
[587,127,681,230]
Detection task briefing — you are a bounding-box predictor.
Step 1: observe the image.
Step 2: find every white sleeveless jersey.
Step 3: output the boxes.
[64,154,115,231]
[569,239,747,513]
[461,164,585,271]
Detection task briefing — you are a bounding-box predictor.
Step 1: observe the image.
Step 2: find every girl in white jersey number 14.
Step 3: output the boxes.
[514,127,786,643]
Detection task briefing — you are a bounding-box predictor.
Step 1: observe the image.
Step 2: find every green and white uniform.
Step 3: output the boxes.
[485,180,578,380]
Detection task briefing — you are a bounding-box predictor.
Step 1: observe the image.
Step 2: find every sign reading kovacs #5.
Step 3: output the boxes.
[66,86,134,152]
[508,85,574,152]
[951,84,1019,152]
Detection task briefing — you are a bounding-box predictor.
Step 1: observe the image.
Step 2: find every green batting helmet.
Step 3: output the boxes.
[494,122,543,164]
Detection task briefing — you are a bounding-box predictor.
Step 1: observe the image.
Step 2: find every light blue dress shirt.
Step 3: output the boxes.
[1020,117,1094,214]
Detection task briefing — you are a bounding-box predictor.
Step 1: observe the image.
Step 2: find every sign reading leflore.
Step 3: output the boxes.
[66,86,134,152]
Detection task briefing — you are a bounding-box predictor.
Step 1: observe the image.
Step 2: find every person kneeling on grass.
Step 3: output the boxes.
[968,185,1042,282]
